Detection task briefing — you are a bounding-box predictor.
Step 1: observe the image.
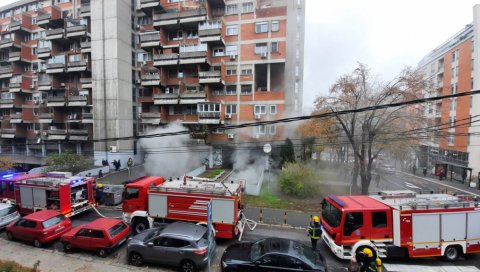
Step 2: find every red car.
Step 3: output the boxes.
[6,210,72,247]
[61,218,130,257]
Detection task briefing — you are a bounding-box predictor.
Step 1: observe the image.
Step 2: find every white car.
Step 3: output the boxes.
[0,203,20,229]
[379,164,396,174]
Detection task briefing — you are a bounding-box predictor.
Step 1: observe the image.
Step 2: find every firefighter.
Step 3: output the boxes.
[307,215,322,250]
[358,248,381,272]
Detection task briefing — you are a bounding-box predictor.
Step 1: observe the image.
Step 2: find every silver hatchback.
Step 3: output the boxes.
[127,221,215,272]
[0,203,20,229]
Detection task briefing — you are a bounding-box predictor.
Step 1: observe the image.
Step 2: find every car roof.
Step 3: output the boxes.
[24,210,62,222]
[128,176,164,188]
[83,218,122,230]
[261,238,318,265]
[161,221,206,241]
[0,203,14,210]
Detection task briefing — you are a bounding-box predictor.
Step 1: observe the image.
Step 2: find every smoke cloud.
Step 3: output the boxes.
[139,122,208,177]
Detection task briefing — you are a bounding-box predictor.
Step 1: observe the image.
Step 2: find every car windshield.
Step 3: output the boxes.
[42,214,66,229]
[108,222,127,238]
[143,225,166,242]
[322,199,342,227]
[0,206,16,217]
[250,239,266,261]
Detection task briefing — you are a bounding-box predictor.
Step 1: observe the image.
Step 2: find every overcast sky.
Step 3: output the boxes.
[304,0,479,113]
[1,0,479,113]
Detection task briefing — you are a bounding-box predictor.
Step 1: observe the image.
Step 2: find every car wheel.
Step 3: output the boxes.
[63,242,72,252]
[180,260,196,272]
[132,218,149,235]
[444,245,461,262]
[129,252,144,266]
[6,231,14,241]
[96,248,107,258]
[33,239,42,248]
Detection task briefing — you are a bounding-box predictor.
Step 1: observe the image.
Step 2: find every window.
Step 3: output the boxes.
[213,47,224,57]
[241,65,252,75]
[255,22,268,33]
[271,21,279,32]
[242,2,254,13]
[42,215,66,229]
[241,85,252,94]
[157,237,190,248]
[225,45,238,56]
[269,105,277,115]
[372,212,387,228]
[168,30,183,41]
[226,104,237,114]
[17,219,36,228]
[269,125,276,135]
[255,125,267,135]
[448,134,454,145]
[271,42,279,53]
[226,85,236,95]
[177,68,183,78]
[125,187,139,199]
[108,222,128,238]
[255,43,268,54]
[169,105,183,115]
[254,105,267,114]
[226,66,237,76]
[344,212,363,236]
[226,4,237,14]
[226,25,238,36]
[197,103,220,112]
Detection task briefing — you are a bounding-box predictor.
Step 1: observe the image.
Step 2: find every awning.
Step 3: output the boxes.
[69,135,88,141]
[47,102,65,107]
[436,161,472,170]
[47,135,67,140]
[1,134,15,138]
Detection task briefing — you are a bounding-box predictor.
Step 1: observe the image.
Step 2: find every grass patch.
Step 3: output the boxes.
[0,260,40,272]
[202,168,224,179]
[247,190,290,210]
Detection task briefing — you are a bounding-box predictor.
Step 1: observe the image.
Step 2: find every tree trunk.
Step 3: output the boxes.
[352,158,359,194]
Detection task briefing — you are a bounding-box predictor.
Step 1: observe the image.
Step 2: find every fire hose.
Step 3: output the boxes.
[88,203,122,219]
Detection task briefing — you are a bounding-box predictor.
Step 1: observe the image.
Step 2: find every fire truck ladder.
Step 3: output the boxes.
[238,212,257,241]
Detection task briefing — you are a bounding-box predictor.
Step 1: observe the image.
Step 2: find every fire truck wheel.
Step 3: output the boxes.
[444,245,461,262]
[132,218,149,234]
[6,231,14,241]
[129,252,144,266]
[63,242,72,252]
[180,260,196,272]
[96,248,107,258]
[33,239,42,248]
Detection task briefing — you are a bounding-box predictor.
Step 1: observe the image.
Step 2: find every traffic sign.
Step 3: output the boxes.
[263,143,271,154]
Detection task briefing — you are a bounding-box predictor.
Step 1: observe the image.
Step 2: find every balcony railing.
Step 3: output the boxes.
[153,12,179,26]
[0,38,17,48]
[199,71,222,84]
[142,74,160,80]
[153,93,179,104]
[82,113,93,119]
[140,112,160,118]
[67,96,88,106]
[9,21,21,31]
[36,13,51,25]
[67,25,87,33]
[180,51,207,59]
[69,129,88,135]
[153,54,179,66]
[0,66,13,74]
[79,4,90,16]
[37,47,52,55]
[8,51,20,59]
[140,32,160,42]
[46,63,65,73]
[199,28,221,37]
[139,0,160,9]
[10,113,22,119]
[39,113,53,119]
[68,60,88,67]
[80,78,92,88]
[45,28,64,39]
[80,41,91,52]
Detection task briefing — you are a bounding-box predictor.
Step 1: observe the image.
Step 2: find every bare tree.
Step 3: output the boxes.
[315,64,427,194]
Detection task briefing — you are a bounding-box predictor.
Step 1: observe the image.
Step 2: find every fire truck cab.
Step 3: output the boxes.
[321,190,480,261]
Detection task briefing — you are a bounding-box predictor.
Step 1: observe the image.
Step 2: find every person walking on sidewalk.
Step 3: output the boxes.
[375,173,381,188]
[423,167,427,177]
[308,216,322,251]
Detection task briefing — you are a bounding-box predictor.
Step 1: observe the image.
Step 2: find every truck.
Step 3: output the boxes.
[0,172,44,202]
[122,176,246,239]
[14,172,96,217]
[320,190,480,261]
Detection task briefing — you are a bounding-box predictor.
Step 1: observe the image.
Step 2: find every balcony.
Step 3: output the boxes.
[139,31,161,48]
[36,13,51,26]
[0,66,13,79]
[45,28,65,40]
[66,113,81,122]
[154,93,179,105]
[67,96,88,106]
[38,80,53,91]
[46,129,68,141]
[46,62,65,73]
[8,51,20,62]
[180,91,207,104]
[199,71,222,84]
[0,38,20,49]
[9,21,21,32]
[10,113,22,124]
[79,4,91,17]
[179,9,208,24]
[66,24,87,38]
[82,113,93,124]
[69,129,89,141]
[80,41,91,53]
[153,12,179,27]
[198,112,221,124]
[1,128,23,139]
[47,96,66,107]
[37,47,52,59]
[80,78,92,89]
[140,112,162,125]
[141,73,161,86]
[9,82,21,92]
[0,99,15,108]
[153,54,179,66]
[138,0,161,10]
[179,51,209,65]
[199,28,223,44]
[39,113,53,123]
[67,60,88,72]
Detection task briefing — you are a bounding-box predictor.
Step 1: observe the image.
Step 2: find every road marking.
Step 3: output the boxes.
[405,182,421,189]
[384,264,480,272]
[403,172,480,197]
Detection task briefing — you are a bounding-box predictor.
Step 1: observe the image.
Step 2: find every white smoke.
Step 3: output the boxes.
[229,149,268,195]
[139,122,208,177]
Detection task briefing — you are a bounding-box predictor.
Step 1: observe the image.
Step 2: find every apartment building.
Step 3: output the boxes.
[417,7,479,180]
[0,0,304,168]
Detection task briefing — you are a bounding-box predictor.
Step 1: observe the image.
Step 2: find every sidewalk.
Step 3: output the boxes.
[404,172,480,197]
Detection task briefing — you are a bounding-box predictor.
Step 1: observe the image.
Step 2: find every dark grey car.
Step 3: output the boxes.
[127,221,215,272]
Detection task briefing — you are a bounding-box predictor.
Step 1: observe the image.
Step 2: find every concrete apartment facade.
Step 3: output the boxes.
[0,0,305,169]
[417,5,480,181]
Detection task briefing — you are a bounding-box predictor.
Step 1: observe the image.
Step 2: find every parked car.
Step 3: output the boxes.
[378,164,396,174]
[127,221,214,272]
[6,210,72,247]
[61,218,130,257]
[0,203,20,229]
[221,237,327,272]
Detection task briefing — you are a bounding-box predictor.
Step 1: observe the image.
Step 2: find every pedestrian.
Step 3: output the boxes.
[98,169,103,178]
[307,215,322,251]
[462,170,467,184]
[423,167,427,177]
[412,165,416,175]
[439,167,444,180]
[375,173,381,188]
[117,160,121,170]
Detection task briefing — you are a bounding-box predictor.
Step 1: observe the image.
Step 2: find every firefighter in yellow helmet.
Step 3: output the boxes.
[356,248,382,272]
[307,215,322,250]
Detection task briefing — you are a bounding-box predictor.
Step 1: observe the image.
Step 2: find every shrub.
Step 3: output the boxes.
[278,162,318,197]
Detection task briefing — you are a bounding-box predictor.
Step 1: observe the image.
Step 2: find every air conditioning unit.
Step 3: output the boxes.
[109,145,118,153]
[227,133,235,139]
[229,54,237,60]
[260,52,268,58]
[254,114,261,120]
[135,79,141,84]
[225,113,232,119]
[60,83,66,87]
[29,84,35,89]
[42,131,48,136]
[34,130,39,135]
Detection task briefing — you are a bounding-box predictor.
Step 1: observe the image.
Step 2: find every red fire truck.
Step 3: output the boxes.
[0,172,44,201]
[122,176,246,239]
[14,172,96,217]
[321,190,480,261]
